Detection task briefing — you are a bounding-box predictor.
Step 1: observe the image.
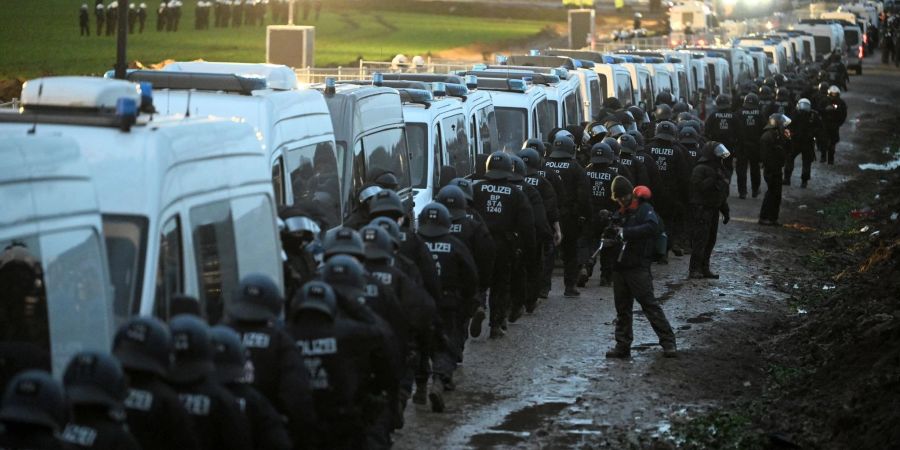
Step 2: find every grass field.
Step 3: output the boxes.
[0,0,559,78]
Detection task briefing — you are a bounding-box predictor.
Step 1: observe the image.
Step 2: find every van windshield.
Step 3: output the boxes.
[406,123,428,189]
[564,93,580,126]
[536,100,555,141]
[285,141,342,230]
[547,100,559,126]
[1,228,111,382]
[845,29,859,45]
[496,107,527,152]
[103,215,148,318]
[590,79,603,118]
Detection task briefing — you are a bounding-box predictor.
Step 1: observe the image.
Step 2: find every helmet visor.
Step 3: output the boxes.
[588,123,608,138]
[714,144,731,159]
[284,216,321,234]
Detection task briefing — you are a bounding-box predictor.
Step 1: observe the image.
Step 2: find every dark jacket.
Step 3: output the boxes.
[613,201,660,270]
[543,158,592,223]
[788,109,823,149]
[61,406,141,450]
[224,383,292,450]
[760,125,790,171]
[121,371,202,450]
[689,145,730,217]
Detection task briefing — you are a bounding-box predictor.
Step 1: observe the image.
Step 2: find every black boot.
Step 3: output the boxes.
[605,346,631,359]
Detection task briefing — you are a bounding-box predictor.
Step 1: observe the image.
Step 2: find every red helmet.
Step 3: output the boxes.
[633,185,652,200]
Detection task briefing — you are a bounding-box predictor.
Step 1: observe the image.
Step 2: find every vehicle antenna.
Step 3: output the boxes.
[185,89,193,118]
[27,81,43,135]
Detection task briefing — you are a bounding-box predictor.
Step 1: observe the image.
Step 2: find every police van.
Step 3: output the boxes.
[503,54,602,122]
[460,74,551,153]
[313,80,413,221]
[480,64,585,128]
[0,77,283,329]
[619,58,656,110]
[791,21,846,58]
[545,49,637,108]
[0,134,114,379]
[121,62,340,228]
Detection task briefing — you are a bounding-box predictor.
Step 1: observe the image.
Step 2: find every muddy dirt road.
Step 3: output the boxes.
[393,58,900,449]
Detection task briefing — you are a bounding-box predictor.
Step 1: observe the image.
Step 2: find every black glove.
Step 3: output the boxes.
[722,212,730,225]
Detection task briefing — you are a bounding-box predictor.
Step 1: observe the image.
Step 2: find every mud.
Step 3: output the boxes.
[393,59,900,449]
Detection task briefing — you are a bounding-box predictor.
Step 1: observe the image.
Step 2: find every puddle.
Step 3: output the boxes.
[492,401,571,432]
[468,431,526,447]
[686,312,715,323]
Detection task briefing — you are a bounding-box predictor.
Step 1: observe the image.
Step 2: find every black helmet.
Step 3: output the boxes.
[360,224,394,261]
[627,129,645,148]
[475,153,489,178]
[436,185,468,220]
[758,85,773,100]
[280,209,321,244]
[210,325,248,384]
[168,314,214,384]
[448,177,474,203]
[522,138,545,155]
[586,121,609,143]
[373,171,400,191]
[678,126,699,144]
[368,189,404,219]
[604,121,626,138]
[290,281,338,320]
[323,226,365,259]
[112,316,172,377]
[773,73,788,87]
[715,94,731,110]
[775,88,789,101]
[817,81,829,94]
[627,105,649,125]
[357,184,383,204]
[617,134,638,155]
[509,154,527,182]
[653,103,672,121]
[417,202,451,238]
[743,93,760,108]
[655,91,674,106]
[685,119,704,135]
[550,129,574,146]
[768,113,791,128]
[63,351,127,408]
[517,147,542,175]
[227,273,283,322]
[676,111,693,123]
[613,110,637,132]
[654,121,678,142]
[611,175,634,202]
[601,136,621,155]
[589,142,615,164]
[368,216,401,247]
[484,151,514,180]
[673,102,690,115]
[763,77,776,89]
[0,370,67,432]
[549,136,576,159]
[321,254,367,301]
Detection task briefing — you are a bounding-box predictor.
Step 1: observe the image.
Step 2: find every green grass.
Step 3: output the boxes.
[0,0,556,78]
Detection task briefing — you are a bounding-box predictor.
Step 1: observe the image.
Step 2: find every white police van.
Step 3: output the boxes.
[484,63,585,128]
[0,134,114,378]
[121,62,340,228]
[545,50,637,108]
[460,72,552,153]
[503,54,602,122]
[0,77,283,328]
[619,58,656,110]
[313,80,413,221]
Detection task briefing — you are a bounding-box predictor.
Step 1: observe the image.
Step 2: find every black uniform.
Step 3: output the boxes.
[473,179,535,330]
[169,376,253,450]
[688,145,730,277]
[223,382,293,450]
[584,162,619,284]
[0,423,70,450]
[61,406,141,450]
[95,4,105,35]
[398,227,442,304]
[759,125,790,224]
[703,109,740,179]
[646,136,690,254]
[535,167,565,295]
[785,108,823,185]
[122,371,202,450]
[818,96,848,164]
[737,105,765,197]
[523,171,557,301]
[619,150,651,188]
[543,157,591,293]
[137,4,146,32]
[80,6,90,36]
[509,180,550,316]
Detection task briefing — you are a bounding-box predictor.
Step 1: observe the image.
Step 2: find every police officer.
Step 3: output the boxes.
[112,317,201,450]
[80,4,90,36]
[759,114,792,226]
[0,370,69,449]
[543,137,591,297]
[818,86,847,165]
[137,2,147,32]
[508,155,550,319]
[785,98,823,188]
[758,85,776,117]
[688,142,731,279]
[417,203,478,409]
[628,105,652,135]
[606,177,677,359]
[60,352,141,449]
[678,126,701,166]
[155,0,166,31]
[288,281,394,450]
[224,274,315,446]
[344,184,382,229]
[615,134,649,188]
[773,88,794,116]
[520,142,565,299]
[95,2,105,35]
[704,94,739,180]
[646,121,690,259]
[280,207,321,302]
[474,151,535,337]
[128,3,137,33]
[105,1,117,36]
[209,325,292,450]
[582,143,621,286]
[737,93,765,199]
[167,314,252,450]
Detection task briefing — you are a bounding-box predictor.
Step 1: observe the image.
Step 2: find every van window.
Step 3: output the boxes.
[442,114,471,177]
[478,106,499,154]
[103,215,148,317]
[272,157,284,206]
[639,74,653,108]
[361,128,411,191]
[432,123,442,187]
[231,196,280,295]
[547,100,559,127]
[813,36,831,55]
[536,100,555,141]
[706,64,718,95]
[154,216,183,321]
[406,123,428,189]
[286,141,341,230]
[678,72,689,101]
[590,79,603,119]
[190,201,238,325]
[845,29,859,46]
[1,228,110,377]
[564,93,580,126]
[803,41,812,59]
[495,107,527,152]
[469,114,478,158]
[615,74,633,105]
